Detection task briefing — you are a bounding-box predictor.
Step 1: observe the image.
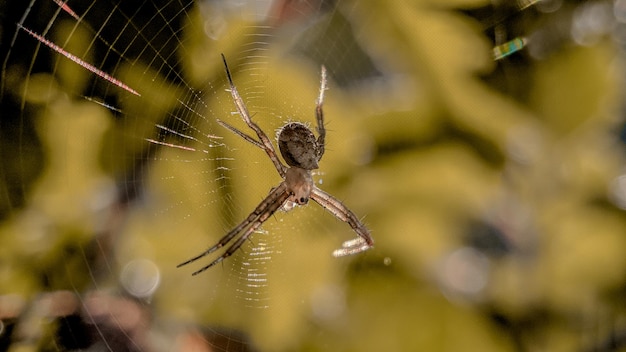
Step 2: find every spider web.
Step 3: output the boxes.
[0,0,385,350]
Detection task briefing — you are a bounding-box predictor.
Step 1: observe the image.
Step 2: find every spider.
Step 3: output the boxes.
[177,54,374,275]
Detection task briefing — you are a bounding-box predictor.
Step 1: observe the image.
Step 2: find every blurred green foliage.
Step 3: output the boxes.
[1,0,626,351]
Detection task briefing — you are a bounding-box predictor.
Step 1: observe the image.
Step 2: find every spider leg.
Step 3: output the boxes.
[315,65,327,160]
[332,237,371,257]
[177,182,290,272]
[310,186,373,256]
[221,54,287,177]
[216,118,264,149]
[190,184,291,275]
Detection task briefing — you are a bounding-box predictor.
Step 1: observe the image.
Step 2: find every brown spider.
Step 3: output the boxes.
[177,54,374,275]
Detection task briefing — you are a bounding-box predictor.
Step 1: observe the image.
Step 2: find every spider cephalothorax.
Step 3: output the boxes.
[177,55,374,275]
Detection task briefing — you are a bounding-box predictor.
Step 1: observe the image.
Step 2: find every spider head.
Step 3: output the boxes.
[285,167,313,205]
[278,122,320,170]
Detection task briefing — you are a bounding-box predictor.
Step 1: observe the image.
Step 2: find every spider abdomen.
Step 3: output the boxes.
[278,122,319,170]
